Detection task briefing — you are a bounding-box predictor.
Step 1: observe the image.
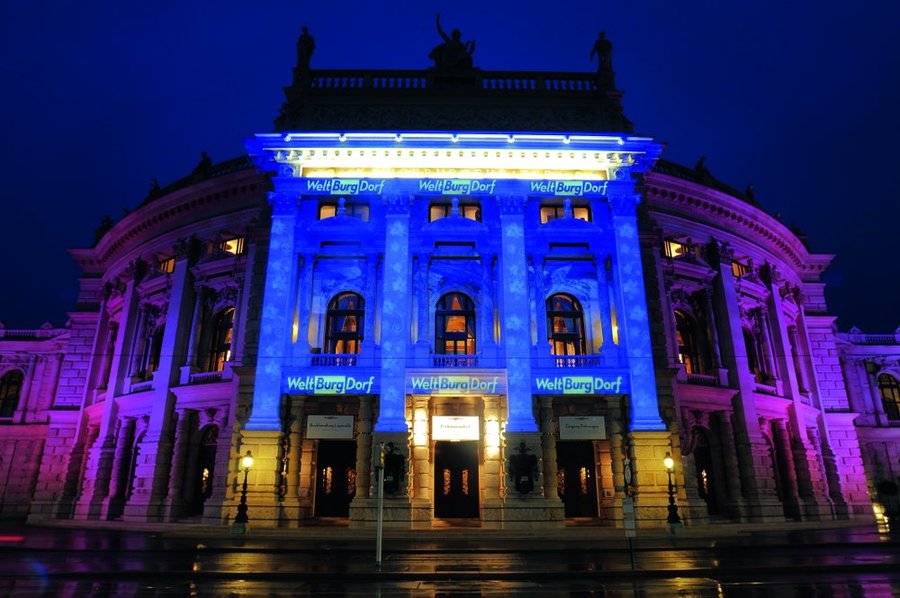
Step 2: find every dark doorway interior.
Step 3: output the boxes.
[314,440,357,518]
[189,425,218,516]
[556,440,599,518]
[434,441,479,519]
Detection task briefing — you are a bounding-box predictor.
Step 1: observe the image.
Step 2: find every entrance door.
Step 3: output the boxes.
[556,441,599,518]
[314,440,357,518]
[434,441,479,519]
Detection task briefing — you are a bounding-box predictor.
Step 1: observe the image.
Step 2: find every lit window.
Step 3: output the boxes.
[674,310,704,374]
[429,201,481,222]
[219,236,245,255]
[318,200,369,221]
[664,239,696,259]
[0,370,23,418]
[540,203,591,223]
[202,308,234,372]
[325,292,364,356]
[731,260,751,278]
[878,374,900,421]
[158,257,175,273]
[546,294,586,360]
[435,293,476,356]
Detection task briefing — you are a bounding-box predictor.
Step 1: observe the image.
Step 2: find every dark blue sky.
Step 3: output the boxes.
[1,1,898,332]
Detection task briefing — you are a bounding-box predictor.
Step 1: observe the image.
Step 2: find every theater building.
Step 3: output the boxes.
[0,31,884,528]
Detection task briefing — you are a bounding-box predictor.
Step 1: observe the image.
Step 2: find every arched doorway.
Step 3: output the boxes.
[189,425,218,516]
[692,428,719,516]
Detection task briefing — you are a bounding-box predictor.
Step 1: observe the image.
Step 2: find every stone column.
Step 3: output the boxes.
[772,419,802,519]
[595,257,616,362]
[355,395,373,499]
[99,417,134,520]
[163,409,192,521]
[701,289,723,370]
[377,194,413,433]
[609,194,665,431]
[248,192,299,432]
[74,271,142,520]
[183,287,205,370]
[706,241,782,521]
[531,255,550,356]
[481,253,497,351]
[497,195,537,432]
[762,265,824,519]
[124,239,197,522]
[361,256,378,354]
[482,395,503,526]
[297,252,315,351]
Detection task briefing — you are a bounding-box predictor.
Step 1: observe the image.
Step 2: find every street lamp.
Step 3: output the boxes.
[663,452,681,525]
[232,450,254,534]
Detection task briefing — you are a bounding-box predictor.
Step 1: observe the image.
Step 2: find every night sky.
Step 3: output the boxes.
[1,1,898,332]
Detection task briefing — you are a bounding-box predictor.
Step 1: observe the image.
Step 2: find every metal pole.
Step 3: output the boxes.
[375,442,385,566]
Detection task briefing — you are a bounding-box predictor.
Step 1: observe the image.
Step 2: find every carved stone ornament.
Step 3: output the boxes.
[383,194,413,214]
[496,195,526,215]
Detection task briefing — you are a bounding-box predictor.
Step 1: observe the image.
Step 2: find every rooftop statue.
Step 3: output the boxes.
[590,31,613,72]
[429,14,475,69]
[296,26,315,71]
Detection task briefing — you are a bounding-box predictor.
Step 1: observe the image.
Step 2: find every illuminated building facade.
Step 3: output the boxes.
[0,32,886,528]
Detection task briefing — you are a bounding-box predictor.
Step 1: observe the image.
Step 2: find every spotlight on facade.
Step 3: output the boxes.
[663,451,681,525]
[232,450,254,534]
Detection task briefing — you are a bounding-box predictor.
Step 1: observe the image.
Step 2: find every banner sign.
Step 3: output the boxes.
[306,415,355,439]
[407,373,506,395]
[285,374,377,395]
[532,373,629,395]
[559,416,607,440]
[301,177,615,198]
[432,416,480,441]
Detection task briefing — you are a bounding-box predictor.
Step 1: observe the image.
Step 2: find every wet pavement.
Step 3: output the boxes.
[0,522,898,596]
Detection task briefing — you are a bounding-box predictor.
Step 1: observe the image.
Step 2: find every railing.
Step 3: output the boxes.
[686,372,721,387]
[189,371,224,385]
[433,355,479,368]
[754,382,778,396]
[0,327,60,340]
[553,355,604,368]
[130,381,153,393]
[843,332,900,345]
[311,353,358,367]
[306,69,601,95]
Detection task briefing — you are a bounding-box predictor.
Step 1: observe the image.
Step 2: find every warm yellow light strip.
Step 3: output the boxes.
[276,146,621,179]
[302,167,608,180]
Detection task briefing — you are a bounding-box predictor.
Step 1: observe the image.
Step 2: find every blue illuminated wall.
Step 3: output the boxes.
[246,132,666,434]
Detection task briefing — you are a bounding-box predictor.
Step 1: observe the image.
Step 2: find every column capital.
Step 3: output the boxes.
[269,192,298,216]
[608,193,640,216]
[496,195,527,215]
[383,193,413,214]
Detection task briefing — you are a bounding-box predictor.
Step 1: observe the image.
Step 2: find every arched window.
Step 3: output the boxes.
[435,293,476,355]
[0,370,24,418]
[674,310,703,374]
[546,294,586,357]
[204,308,234,372]
[325,292,364,354]
[878,374,900,421]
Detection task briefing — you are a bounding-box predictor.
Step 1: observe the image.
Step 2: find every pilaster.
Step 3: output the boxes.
[248,193,298,431]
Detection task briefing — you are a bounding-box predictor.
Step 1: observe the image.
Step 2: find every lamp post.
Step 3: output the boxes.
[663,452,681,525]
[232,450,254,534]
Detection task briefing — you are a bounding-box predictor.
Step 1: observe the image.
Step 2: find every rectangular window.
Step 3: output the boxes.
[429,202,481,222]
[319,201,369,221]
[219,236,245,255]
[663,239,697,258]
[539,203,591,224]
[158,257,175,273]
[731,260,751,278]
